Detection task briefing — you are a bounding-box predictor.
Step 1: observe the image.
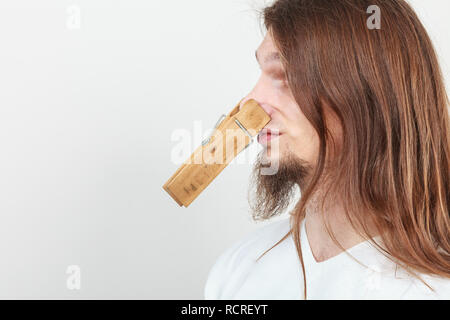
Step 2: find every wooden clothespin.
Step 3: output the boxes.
[163,99,271,207]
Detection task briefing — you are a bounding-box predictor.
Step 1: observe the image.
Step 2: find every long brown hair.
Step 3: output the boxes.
[258,0,450,298]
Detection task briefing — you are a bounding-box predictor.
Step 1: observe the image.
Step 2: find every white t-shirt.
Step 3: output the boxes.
[204,217,450,299]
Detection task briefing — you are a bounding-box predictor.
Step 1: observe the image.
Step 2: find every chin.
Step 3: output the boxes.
[260,143,283,164]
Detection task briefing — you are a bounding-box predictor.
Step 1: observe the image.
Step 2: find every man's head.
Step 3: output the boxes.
[240,31,325,219]
[242,25,342,220]
[243,0,450,279]
[240,31,327,168]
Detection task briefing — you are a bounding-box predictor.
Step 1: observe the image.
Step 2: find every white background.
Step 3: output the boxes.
[0,0,448,299]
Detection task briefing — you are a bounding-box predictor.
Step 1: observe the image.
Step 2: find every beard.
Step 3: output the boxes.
[249,148,313,221]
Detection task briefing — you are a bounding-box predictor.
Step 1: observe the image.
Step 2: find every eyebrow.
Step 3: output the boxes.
[255,50,281,65]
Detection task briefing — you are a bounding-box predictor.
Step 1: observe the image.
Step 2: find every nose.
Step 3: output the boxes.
[239,97,275,117]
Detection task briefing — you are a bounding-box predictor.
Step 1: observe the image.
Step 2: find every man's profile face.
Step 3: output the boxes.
[240,32,320,171]
[243,31,322,218]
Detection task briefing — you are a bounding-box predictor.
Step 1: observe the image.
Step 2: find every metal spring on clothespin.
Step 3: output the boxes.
[201,114,227,146]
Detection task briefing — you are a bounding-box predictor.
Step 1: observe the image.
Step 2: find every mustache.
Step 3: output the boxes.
[248,151,312,221]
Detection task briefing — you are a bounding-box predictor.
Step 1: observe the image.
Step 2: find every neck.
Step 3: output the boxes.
[302,198,370,263]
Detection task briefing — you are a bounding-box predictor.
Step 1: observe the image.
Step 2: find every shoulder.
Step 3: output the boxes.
[354,240,450,299]
[400,273,450,299]
[204,217,291,299]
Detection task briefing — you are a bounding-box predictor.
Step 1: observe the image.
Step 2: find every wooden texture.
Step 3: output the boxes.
[163,99,271,207]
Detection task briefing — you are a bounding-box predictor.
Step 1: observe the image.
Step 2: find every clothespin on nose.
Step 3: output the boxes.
[163,99,271,207]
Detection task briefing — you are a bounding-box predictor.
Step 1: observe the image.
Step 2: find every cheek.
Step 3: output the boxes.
[283,130,319,165]
[283,108,320,164]
[284,103,314,140]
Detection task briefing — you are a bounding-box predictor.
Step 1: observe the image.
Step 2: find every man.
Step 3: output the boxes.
[204,0,450,299]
